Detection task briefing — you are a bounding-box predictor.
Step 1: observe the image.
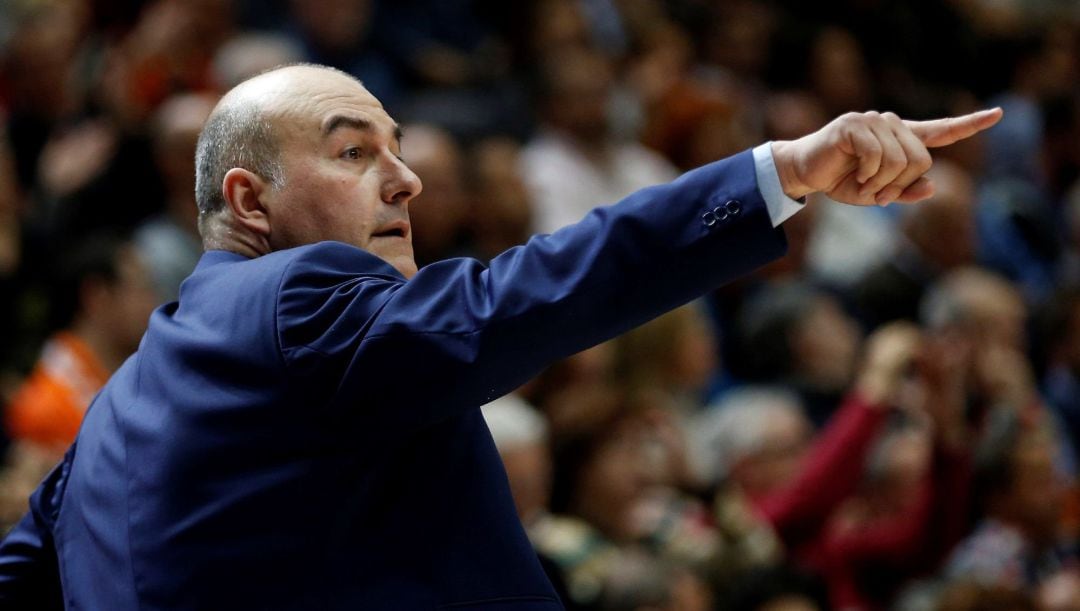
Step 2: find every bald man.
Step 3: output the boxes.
[0,64,1000,610]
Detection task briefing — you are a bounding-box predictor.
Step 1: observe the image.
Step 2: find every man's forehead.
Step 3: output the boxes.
[226,65,389,127]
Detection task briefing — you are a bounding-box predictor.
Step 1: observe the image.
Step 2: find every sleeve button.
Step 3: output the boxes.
[702,210,719,227]
[724,200,742,216]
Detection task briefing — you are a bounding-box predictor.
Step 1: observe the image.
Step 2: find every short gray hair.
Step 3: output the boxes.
[194,101,283,224]
[689,386,806,484]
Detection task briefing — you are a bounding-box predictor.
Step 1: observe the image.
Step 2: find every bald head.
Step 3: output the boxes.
[193,64,368,235]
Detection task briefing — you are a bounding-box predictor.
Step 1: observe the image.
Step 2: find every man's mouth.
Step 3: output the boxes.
[372,221,410,239]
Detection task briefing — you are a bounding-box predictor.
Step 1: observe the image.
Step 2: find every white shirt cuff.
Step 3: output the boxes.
[753,143,806,227]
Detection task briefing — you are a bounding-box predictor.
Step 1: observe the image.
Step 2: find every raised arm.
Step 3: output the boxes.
[277,150,785,429]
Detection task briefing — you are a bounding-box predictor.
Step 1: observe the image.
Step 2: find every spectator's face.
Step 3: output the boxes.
[260,69,423,277]
[791,297,860,391]
[905,165,976,269]
[96,246,159,354]
[401,128,468,264]
[809,28,871,114]
[155,95,216,208]
[289,0,371,52]
[576,424,651,540]
[546,54,613,142]
[733,409,811,498]
[471,139,531,257]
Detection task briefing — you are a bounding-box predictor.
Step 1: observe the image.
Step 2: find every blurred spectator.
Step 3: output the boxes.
[947,409,1073,593]
[542,407,720,608]
[135,92,215,303]
[976,178,1059,304]
[734,281,861,426]
[807,27,873,116]
[615,303,717,419]
[211,32,302,91]
[921,267,1028,354]
[521,45,677,234]
[284,0,400,108]
[856,160,978,329]
[631,21,758,171]
[4,235,157,456]
[595,549,712,611]
[466,137,532,262]
[528,342,623,439]
[482,394,552,528]
[697,325,956,597]
[1042,288,1080,459]
[1,0,87,191]
[371,0,527,138]
[400,123,470,266]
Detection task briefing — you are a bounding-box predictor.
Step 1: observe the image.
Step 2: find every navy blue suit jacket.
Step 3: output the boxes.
[0,150,786,610]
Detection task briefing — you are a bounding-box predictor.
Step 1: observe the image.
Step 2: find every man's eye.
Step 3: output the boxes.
[342,147,362,160]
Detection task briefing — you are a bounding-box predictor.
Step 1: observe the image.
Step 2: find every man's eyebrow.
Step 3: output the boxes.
[322,115,403,145]
[322,114,372,136]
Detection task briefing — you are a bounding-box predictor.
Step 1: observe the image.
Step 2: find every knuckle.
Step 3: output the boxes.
[914,151,932,172]
[882,111,901,123]
[841,111,864,126]
[885,151,907,167]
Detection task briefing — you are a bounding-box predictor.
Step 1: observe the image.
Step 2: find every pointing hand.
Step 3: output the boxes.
[770,108,1002,205]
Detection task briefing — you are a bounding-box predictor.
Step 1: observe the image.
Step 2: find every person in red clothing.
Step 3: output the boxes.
[4,235,157,456]
[695,323,938,600]
[819,336,976,609]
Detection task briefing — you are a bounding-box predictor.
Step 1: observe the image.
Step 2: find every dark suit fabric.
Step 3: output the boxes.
[0,150,786,610]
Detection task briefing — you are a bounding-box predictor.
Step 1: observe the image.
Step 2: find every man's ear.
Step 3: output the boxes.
[222,168,272,238]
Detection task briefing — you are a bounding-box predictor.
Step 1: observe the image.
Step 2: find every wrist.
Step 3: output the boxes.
[770,140,814,201]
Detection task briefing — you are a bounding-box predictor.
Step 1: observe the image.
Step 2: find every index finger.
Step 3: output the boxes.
[904,107,1003,148]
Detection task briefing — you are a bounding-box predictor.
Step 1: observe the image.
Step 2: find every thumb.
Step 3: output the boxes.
[904,107,1003,148]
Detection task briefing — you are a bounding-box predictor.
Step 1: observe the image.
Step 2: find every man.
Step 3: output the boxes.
[0,64,1000,609]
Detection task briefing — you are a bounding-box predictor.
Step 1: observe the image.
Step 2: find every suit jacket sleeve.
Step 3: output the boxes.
[276,149,787,429]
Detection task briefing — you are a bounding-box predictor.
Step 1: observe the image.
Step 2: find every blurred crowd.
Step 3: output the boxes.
[2,0,1080,609]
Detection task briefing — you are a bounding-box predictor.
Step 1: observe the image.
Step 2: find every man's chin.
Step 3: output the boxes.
[386,255,418,279]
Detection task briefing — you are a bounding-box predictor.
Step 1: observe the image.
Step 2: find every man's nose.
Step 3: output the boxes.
[383,157,423,205]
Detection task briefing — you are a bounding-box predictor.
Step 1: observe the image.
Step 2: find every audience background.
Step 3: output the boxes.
[2,0,1080,609]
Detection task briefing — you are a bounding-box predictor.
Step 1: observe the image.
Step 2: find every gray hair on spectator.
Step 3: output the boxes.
[689,386,805,485]
[920,266,1018,331]
[481,394,548,453]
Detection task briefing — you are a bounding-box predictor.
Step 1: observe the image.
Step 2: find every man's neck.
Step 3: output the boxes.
[200,214,269,259]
